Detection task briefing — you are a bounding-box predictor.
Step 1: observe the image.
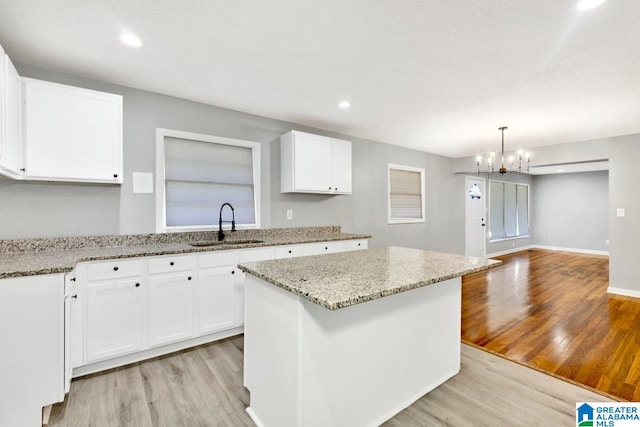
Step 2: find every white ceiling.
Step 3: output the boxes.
[0,0,638,158]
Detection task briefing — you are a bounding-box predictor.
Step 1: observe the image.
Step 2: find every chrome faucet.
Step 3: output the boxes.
[218,202,236,241]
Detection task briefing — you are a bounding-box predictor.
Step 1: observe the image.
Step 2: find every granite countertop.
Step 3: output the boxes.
[238,246,501,310]
[0,227,371,279]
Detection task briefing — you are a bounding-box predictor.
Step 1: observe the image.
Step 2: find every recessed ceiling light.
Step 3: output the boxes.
[576,0,607,10]
[338,100,351,109]
[121,33,142,47]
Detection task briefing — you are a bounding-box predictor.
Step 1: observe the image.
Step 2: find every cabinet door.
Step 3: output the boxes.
[197,266,238,334]
[148,272,194,347]
[0,54,22,178]
[332,138,352,194]
[23,78,123,183]
[86,278,142,363]
[293,132,333,192]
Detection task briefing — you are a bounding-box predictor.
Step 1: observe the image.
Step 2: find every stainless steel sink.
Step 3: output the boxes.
[190,239,265,247]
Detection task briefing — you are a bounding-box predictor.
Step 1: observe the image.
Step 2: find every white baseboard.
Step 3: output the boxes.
[607,287,640,299]
[73,326,244,377]
[532,245,609,256]
[487,245,533,258]
[487,245,609,258]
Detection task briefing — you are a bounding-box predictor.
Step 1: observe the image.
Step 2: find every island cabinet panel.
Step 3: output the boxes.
[280,130,352,194]
[0,274,64,427]
[22,77,123,183]
[244,275,462,427]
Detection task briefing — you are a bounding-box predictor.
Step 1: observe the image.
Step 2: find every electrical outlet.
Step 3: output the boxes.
[606,239,610,245]
[286,209,293,220]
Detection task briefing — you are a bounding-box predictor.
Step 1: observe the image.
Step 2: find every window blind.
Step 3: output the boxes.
[489,180,529,240]
[164,136,256,227]
[389,168,423,220]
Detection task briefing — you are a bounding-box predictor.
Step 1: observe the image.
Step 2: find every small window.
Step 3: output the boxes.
[489,180,529,240]
[156,128,261,232]
[388,164,425,224]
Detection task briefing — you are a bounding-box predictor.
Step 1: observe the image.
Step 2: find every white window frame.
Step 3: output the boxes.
[488,179,530,242]
[155,128,261,233]
[387,163,426,224]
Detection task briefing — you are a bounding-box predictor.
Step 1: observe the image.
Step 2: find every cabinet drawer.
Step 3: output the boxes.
[86,259,143,281]
[343,239,368,251]
[148,254,196,274]
[274,245,306,259]
[305,241,346,256]
[239,247,275,263]
[199,251,239,269]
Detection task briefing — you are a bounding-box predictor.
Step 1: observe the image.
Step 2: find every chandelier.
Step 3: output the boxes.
[476,126,530,175]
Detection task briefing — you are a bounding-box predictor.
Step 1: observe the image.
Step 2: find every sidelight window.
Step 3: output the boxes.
[489,180,529,240]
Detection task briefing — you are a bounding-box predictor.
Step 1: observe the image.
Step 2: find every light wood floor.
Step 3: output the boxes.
[462,248,640,401]
[50,334,613,426]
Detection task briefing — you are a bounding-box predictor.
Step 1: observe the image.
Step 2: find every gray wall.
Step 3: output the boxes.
[532,171,609,252]
[609,134,640,293]
[1,63,464,254]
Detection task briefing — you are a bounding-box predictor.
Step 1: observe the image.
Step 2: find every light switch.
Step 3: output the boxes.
[132,172,154,194]
[617,208,625,217]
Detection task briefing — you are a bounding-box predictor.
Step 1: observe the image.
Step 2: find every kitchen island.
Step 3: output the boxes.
[238,246,500,427]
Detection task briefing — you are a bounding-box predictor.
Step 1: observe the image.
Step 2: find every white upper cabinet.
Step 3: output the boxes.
[280,130,352,194]
[0,51,23,179]
[22,78,123,183]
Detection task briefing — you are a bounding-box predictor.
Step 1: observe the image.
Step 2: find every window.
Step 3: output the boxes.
[156,128,261,232]
[388,164,425,224]
[489,180,529,240]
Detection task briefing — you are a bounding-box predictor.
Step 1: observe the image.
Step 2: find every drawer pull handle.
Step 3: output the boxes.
[113,266,119,271]
[70,277,76,282]
[325,246,328,250]
[187,276,192,281]
[135,283,140,287]
[71,294,78,299]
[231,270,235,275]
[288,250,292,254]
[358,243,361,246]
[170,261,175,266]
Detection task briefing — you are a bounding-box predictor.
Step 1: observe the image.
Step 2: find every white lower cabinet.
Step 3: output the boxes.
[0,274,64,427]
[86,278,143,362]
[74,239,367,373]
[147,254,196,347]
[197,266,238,334]
[148,272,194,347]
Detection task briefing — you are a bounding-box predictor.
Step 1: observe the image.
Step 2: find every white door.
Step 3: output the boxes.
[465,176,487,258]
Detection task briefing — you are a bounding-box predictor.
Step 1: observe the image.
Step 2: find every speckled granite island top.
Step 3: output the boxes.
[238,246,501,310]
[0,226,370,279]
